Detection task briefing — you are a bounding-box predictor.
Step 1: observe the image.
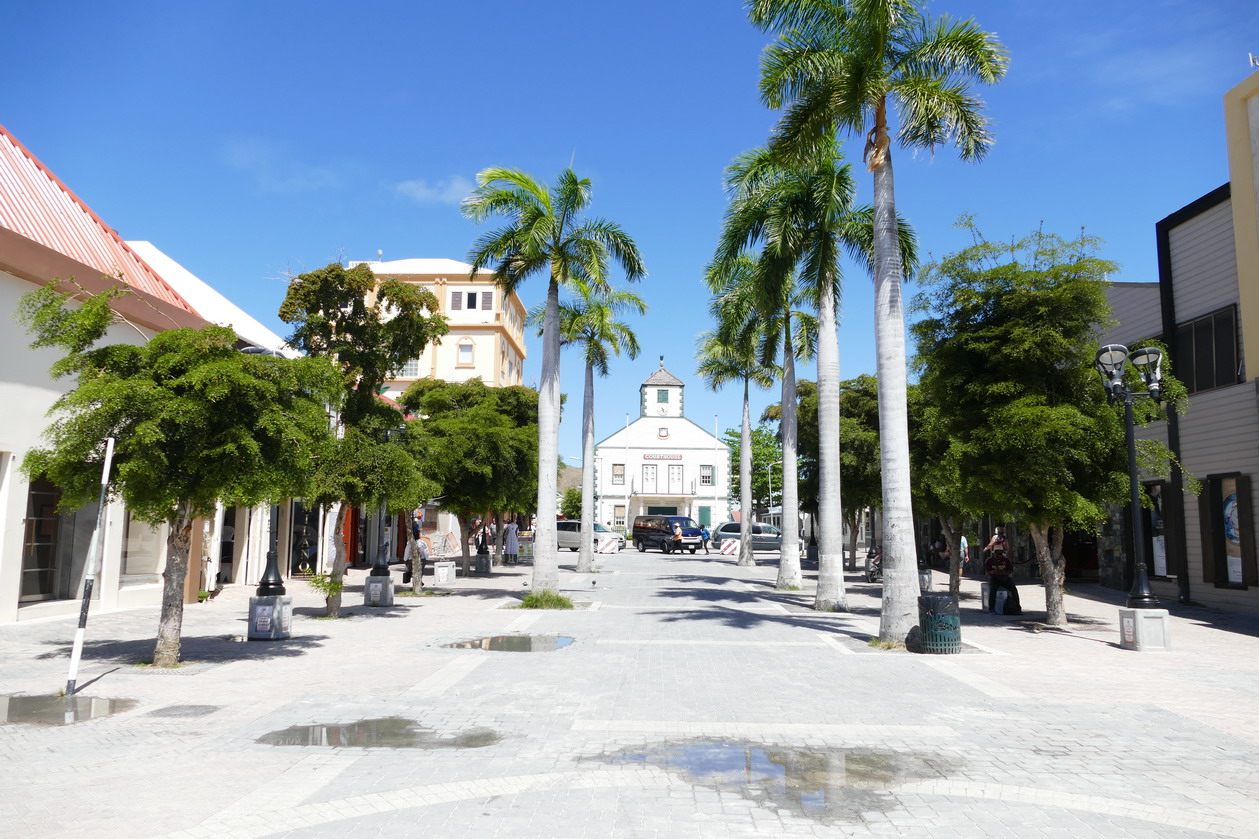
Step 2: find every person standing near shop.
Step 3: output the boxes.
[503,517,520,565]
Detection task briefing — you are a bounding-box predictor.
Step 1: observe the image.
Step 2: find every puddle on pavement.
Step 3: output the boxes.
[604,740,956,823]
[443,634,575,652]
[1,694,138,726]
[256,716,501,748]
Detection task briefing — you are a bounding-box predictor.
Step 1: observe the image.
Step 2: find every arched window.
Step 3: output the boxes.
[457,338,475,367]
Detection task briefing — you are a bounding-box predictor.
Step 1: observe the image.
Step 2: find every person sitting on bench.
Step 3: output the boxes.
[984,526,1022,614]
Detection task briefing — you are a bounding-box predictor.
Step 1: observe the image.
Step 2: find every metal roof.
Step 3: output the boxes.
[0,125,195,313]
[642,357,684,387]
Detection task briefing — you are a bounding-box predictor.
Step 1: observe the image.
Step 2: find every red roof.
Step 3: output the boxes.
[0,125,195,313]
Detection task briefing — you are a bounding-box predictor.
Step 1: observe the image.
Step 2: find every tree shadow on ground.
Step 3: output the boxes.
[648,606,877,644]
[292,604,414,620]
[651,581,880,615]
[35,633,330,664]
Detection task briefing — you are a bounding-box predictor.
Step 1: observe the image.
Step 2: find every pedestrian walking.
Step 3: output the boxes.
[700,525,711,554]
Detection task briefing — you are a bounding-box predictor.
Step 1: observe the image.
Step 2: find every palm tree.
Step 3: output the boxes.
[715,141,913,609]
[463,168,645,593]
[697,297,776,568]
[748,0,1006,637]
[708,254,815,589]
[535,281,647,573]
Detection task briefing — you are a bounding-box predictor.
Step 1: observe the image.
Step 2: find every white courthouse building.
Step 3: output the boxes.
[594,360,731,530]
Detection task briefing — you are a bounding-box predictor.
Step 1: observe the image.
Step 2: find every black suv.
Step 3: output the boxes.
[632,515,702,554]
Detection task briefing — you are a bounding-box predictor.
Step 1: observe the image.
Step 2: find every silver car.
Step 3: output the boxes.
[711,521,783,551]
[556,520,625,551]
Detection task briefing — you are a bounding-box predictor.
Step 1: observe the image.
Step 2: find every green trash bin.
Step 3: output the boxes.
[918,593,961,654]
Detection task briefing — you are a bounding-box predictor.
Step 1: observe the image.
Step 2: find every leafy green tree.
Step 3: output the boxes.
[839,375,883,566]
[463,167,644,594]
[279,262,447,426]
[750,0,1008,641]
[698,299,776,566]
[906,383,969,595]
[560,487,583,521]
[541,281,646,572]
[767,376,882,563]
[19,282,341,666]
[721,424,785,518]
[279,261,447,614]
[912,222,1187,625]
[306,428,432,611]
[401,379,539,572]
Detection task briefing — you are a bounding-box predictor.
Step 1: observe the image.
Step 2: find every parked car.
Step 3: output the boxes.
[632,515,702,554]
[556,520,625,551]
[711,521,783,551]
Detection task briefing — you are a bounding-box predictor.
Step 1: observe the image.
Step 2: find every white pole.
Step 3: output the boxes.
[66,436,116,696]
[624,413,630,524]
[713,414,719,524]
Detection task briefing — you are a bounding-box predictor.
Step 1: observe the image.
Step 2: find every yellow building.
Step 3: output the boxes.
[351,258,527,396]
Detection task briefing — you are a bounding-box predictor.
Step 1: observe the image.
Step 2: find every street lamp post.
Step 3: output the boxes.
[240,345,293,638]
[365,426,406,606]
[1094,344,1164,609]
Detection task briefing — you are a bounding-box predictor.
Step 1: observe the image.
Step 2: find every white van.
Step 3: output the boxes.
[556,520,625,551]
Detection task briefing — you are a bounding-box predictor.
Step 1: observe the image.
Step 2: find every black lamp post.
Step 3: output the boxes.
[255,502,287,596]
[1094,343,1164,609]
[369,427,407,578]
[241,346,288,597]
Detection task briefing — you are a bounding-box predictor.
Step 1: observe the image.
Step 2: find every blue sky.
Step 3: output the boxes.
[4,0,1258,463]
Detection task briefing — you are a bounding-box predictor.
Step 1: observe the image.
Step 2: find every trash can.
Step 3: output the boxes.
[917,593,961,654]
[474,551,491,575]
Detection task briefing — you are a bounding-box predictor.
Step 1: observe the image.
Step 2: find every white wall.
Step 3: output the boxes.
[0,271,163,621]
[595,416,730,527]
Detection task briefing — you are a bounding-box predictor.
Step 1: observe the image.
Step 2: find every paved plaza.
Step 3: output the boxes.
[2,548,1258,838]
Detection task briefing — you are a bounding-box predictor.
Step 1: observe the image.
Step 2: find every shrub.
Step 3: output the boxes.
[521,590,574,609]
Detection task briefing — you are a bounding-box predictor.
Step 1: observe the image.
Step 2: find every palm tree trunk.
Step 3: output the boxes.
[532,275,563,591]
[871,145,918,642]
[815,267,847,610]
[577,359,596,572]
[776,324,802,588]
[153,499,195,667]
[738,378,755,567]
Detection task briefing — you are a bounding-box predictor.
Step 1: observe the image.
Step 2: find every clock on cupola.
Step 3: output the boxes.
[640,356,685,419]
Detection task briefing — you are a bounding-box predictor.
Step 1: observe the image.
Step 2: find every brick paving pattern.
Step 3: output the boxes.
[2,550,1257,838]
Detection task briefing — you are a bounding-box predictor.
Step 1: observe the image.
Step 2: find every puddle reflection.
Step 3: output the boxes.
[257,716,501,748]
[607,741,955,822]
[1,694,137,726]
[443,634,574,652]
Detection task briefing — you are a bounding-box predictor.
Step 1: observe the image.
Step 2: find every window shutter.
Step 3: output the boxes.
[482,291,493,310]
[1238,475,1258,587]
[1200,479,1220,584]
[450,292,462,311]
